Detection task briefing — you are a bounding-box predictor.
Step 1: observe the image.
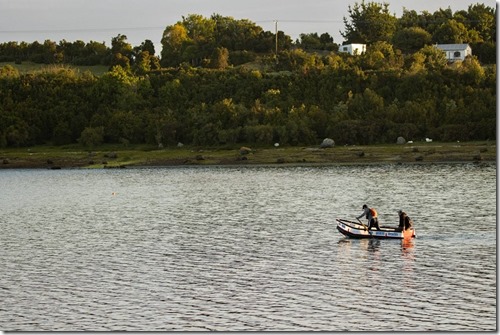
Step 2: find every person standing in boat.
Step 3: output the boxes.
[357,204,380,230]
[398,210,413,230]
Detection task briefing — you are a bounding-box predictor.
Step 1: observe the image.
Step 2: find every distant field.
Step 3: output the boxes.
[0,61,109,76]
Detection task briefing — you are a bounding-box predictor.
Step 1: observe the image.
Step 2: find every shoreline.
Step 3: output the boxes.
[0,161,496,171]
[0,141,496,169]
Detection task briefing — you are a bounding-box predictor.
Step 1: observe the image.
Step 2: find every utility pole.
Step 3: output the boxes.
[274,20,278,64]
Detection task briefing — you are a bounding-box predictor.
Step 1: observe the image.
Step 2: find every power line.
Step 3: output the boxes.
[0,21,343,34]
[0,18,488,35]
[0,26,166,34]
[255,19,344,23]
[258,18,486,24]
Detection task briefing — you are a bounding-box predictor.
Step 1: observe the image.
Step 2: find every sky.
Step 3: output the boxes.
[0,0,496,54]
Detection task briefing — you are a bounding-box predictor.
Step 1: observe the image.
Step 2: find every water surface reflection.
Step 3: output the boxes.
[0,163,496,331]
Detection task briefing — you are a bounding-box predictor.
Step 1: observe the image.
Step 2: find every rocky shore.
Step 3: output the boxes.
[0,142,495,169]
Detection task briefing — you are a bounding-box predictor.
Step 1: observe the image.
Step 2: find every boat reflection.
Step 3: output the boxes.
[401,237,415,253]
[337,238,382,253]
[337,237,414,259]
[348,238,381,253]
[366,238,380,252]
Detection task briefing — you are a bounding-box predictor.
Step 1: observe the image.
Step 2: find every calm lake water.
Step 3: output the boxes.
[0,163,496,331]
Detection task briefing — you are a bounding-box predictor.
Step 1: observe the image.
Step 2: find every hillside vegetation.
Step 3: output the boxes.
[0,2,496,149]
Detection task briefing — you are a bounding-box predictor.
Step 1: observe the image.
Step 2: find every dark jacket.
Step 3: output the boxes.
[399,212,412,230]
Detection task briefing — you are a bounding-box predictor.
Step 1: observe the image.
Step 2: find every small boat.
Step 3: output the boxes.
[336,218,416,239]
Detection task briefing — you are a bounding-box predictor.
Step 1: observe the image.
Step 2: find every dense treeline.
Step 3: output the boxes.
[0,55,495,148]
[0,3,495,67]
[0,36,161,70]
[0,2,496,148]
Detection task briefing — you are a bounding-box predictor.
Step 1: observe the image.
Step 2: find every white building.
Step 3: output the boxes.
[338,43,366,55]
[435,44,472,62]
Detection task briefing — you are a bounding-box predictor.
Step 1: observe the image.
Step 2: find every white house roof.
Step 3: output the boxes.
[435,44,470,51]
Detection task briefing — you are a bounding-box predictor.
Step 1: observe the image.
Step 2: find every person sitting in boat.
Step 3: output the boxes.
[398,210,413,231]
[357,204,380,230]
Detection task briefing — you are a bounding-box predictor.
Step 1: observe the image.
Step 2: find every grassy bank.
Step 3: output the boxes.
[0,141,495,169]
[0,61,109,76]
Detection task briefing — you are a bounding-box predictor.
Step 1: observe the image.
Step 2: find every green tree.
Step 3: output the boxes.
[138,39,156,55]
[276,30,294,53]
[0,64,20,77]
[109,34,133,68]
[133,51,152,74]
[464,3,496,42]
[398,8,435,33]
[111,52,131,69]
[348,88,385,120]
[342,1,398,44]
[320,33,335,46]
[160,23,190,67]
[106,110,143,143]
[362,41,403,70]
[432,19,470,43]
[58,39,85,63]
[85,40,111,65]
[429,7,454,35]
[182,14,216,43]
[53,121,73,145]
[392,27,432,53]
[210,47,230,69]
[471,41,496,64]
[5,121,29,147]
[297,33,322,50]
[241,124,269,143]
[277,49,320,73]
[181,14,217,65]
[78,126,104,148]
[458,55,485,85]
[296,32,336,51]
[144,107,179,146]
[413,45,448,71]
[212,14,266,51]
[111,34,133,59]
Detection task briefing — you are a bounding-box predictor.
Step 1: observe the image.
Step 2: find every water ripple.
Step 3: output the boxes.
[0,164,496,331]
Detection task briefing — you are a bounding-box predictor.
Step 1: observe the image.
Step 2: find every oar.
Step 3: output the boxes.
[357,218,369,232]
